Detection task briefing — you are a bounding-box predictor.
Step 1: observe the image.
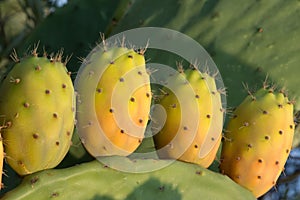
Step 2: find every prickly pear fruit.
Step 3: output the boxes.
[1,157,256,200]
[0,129,3,189]
[75,45,151,157]
[0,50,75,175]
[152,67,224,168]
[219,87,295,198]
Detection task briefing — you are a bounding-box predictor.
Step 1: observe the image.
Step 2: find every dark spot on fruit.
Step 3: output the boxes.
[62,84,67,89]
[110,60,114,64]
[195,94,199,98]
[109,108,114,113]
[17,160,24,166]
[263,110,268,114]
[139,119,143,123]
[67,72,71,76]
[206,114,211,118]
[138,71,143,75]
[15,78,21,84]
[183,126,188,130]
[232,115,237,119]
[272,181,276,185]
[96,88,102,93]
[67,131,71,136]
[290,125,294,129]
[138,139,142,143]
[247,144,253,148]
[265,135,270,140]
[120,129,125,134]
[119,77,124,82]
[51,192,59,197]
[56,141,59,146]
[279,130,283,135]
[45,89,51,94]
[23,102,30,108]
[268,89,273,93]
[33,133,39,139]
[194,144,198,148]
[130,97,135,102]
[146,93,150,98]
[171,104,177,108]
[53,113,58,118]
[35,65,41,71]
[258,159,263,163]
[212,91,216,95]
[128,55,133,58]
[211,137,215,141]
[258,175,262,179]
[220,157,224,163]
[6,121,12,128]
[243,122,249,127]
[278,104,283,108]
[286,149,289,153]
[275,161,279,165]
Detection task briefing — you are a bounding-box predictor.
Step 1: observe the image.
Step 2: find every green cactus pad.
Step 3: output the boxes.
[1,157,255,200]
[111,0,300,111]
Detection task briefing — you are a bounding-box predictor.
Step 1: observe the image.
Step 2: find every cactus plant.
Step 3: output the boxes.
[0,48,75,175]
[1,157,255,200]
[219,86,295,198]
[0,0,299,198]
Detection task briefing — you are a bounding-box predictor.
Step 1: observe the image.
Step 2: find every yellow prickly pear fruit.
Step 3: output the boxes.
[219,87,295,198]
[152,68,224,168]
[0,129,3,189]
[0,50,75,175]
[75,45,151,157]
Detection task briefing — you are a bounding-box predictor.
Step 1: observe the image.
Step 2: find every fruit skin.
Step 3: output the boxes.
[1,157,255,200]
[75,45,151,157]
[219,87,295,198]
[153,68,224,168]
[0,52,75,175]
[0,129,3,189]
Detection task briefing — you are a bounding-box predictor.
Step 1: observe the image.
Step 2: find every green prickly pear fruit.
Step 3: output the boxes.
[0,49,75,175]
[152,67,224,168]
[75,45,151,157]
[219,86,295,198]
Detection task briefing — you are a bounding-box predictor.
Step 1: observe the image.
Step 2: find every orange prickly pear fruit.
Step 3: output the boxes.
[220,87,295,198]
